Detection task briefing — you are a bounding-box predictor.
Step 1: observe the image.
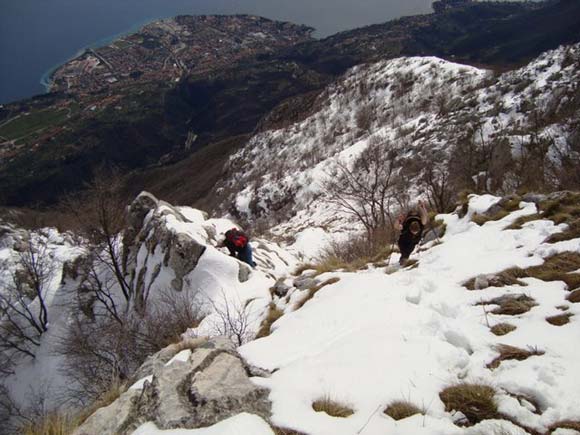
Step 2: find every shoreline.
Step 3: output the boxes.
[39,16,163,93]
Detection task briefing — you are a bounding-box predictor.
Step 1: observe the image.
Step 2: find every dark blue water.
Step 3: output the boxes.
[0,0,435,104]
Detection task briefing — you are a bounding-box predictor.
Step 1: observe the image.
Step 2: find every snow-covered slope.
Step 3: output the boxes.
[237,194,580,435]
[0,193,297,422]
[218,43,580,245]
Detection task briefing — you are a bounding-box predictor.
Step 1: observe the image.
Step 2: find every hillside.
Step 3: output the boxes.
[1,189,579,434]
[213,44,580,234]
[2,0,579,207]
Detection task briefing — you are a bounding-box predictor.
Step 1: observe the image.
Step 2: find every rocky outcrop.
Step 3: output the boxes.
[74,337,271,435]
[124,192,207,297]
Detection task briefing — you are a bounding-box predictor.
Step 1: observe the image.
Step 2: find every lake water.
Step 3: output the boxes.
[0,0,435,104]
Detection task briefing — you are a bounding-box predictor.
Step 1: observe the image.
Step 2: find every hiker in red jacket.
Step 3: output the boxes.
[220,228,256,268]
[394,200,429,266]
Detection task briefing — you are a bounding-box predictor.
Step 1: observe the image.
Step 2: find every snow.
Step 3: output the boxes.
[132,413,274,435]
[2,42,580,434]
[220,44,580,239]
[166,349,192,366]
[239,195,580,435]
[130,375,153,390]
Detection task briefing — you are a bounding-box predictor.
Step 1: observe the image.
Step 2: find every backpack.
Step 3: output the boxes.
[226,228,248,249]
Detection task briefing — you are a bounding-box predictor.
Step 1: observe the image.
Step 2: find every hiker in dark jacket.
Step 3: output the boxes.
[220,228,256,268]
[394,200,429,266]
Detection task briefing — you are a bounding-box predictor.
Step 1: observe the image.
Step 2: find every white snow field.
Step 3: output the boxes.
[236,194,580,435]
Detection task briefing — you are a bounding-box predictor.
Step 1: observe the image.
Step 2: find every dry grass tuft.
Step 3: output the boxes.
[487,344,545,369]
[472,197,521,226]
[548,420,580,433]
[466,252,580,293]
[464,269,527,290]
[547,219,580,243]
[523,252,580,289]
[479,294,537,315]
[293,263,317,276]
[507,213,541,230]
[439,383,498,425]
[294,277,341,310]
[256,303,285,338]
[567,289,580,303]
[383,400,423,420]
[490,323,517,336]
[24,378,128,435]
[508,192,580,239]
[22,414,78,435]
[312,396,354,418]
[546,313,573,326]
[271,426,308,435]
[472,210,510,226]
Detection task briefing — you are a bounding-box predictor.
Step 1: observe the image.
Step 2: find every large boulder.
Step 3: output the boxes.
[124,192,207,299]
[73,337,271,435]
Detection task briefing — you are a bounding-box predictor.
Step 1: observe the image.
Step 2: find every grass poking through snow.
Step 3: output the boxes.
[546,313,574,326]
[294,277,341,310]
[256,303,285,338]
[383,400,423,420]
[439,383,498,425]
[486,344,545,369]
[312,396,354,418]
[490,323,517,336]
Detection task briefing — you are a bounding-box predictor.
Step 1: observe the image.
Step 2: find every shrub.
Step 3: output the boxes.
[271,427,308,435]
[312,230,396,274]
[383,400,422,420]
[490,323,516,336]
[312,396,354,418]
[486,344,545,369]
[439,383,498,425]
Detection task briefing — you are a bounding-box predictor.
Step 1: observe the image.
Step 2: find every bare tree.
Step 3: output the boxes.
[58,286,203,404]
[206,290,252,346]
[63,168,133,305]
[422,162,455,213]
[0,234,55,368]
[323,138,399,242]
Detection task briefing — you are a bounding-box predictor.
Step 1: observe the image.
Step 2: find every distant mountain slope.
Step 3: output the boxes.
[215,43,580,231]
[1,1,578,209]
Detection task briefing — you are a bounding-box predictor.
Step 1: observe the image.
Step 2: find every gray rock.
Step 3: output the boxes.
[72,388,142,435]
[238,262,252,283]
[188,353,271,427]
[124,192,208,296]
[73,337,272,435]
[168,233,206,292]
[422,225,445,244]
[294,277,318,290]
[272,279,291,297]
[127,192,159,233]
[130,338,209,385]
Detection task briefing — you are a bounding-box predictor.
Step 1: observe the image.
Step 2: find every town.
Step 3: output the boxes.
[49,15,314,96]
